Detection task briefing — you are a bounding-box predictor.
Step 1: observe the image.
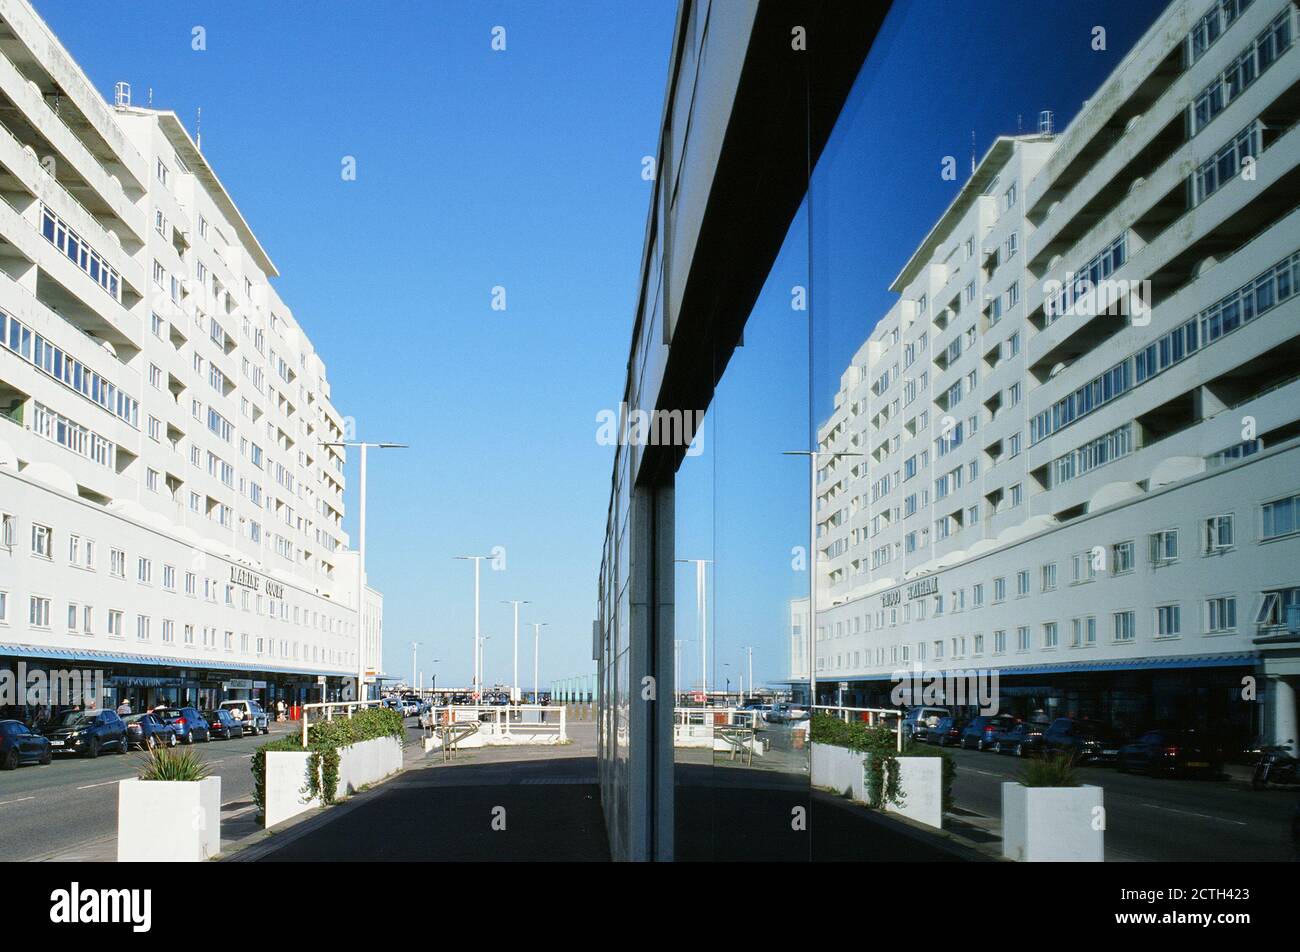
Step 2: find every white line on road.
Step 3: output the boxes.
[76,780,120,790]
[0,796,36,806]
[1140,802,1247,825]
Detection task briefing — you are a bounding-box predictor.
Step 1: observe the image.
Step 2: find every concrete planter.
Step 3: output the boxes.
[117,776,220,862]
[1001,782,1104,861]
[810,744,944,829]
[264,735,404,828]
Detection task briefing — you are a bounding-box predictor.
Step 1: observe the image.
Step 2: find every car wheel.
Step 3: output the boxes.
[184,731,193,745]
[1016,743,1025,757]
[168,732,178,748]
[146,735,158,751]
[116,737,127,754]
[39,747,51,766]
[86,738,99,759]
[2,748,17,770]
[993,741,1002,753]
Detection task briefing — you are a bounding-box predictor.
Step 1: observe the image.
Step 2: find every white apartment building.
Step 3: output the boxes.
[792,0,1300,748]
[0,0,381,712]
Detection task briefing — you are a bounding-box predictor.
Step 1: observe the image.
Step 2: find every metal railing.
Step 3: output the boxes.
[811,704,905,752]
[299,699,384,747]
[422,704,567,743]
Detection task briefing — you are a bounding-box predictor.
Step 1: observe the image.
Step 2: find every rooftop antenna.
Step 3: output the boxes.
[113,82,130,109]
[1039,109,1055,135]
[195,106,201,150]
[970,130,976,176]
[147,87,153,108]
[1017,113,1023,134]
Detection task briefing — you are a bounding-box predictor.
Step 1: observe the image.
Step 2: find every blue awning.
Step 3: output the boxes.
[0,642,340,678]
[994,651,1259,677]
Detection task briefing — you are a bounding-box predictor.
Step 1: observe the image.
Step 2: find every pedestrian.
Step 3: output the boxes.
[277,699,286,722]
[116,697,131,716]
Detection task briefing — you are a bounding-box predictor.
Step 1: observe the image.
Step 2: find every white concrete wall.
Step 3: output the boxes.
[263,735,402,828]
[117,775,220,862]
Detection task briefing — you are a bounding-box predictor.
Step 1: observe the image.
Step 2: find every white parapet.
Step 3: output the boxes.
[117,776,221,862]
[1001,782,1104,862]
[263,736,404,828]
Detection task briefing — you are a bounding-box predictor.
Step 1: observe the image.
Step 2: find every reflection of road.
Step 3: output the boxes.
[942,745,1297,861]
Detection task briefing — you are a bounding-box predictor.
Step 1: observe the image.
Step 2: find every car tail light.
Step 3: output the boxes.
[1164,746,1179,755]
[175,718,186,727]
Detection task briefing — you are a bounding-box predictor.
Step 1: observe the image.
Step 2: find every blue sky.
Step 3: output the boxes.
[38,0,1169,693]
[37,0,677,689]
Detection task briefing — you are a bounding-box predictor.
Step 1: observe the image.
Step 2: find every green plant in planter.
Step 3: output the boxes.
[137,745,211,782]
[811,713,957,812]
[1019,750,1081,787]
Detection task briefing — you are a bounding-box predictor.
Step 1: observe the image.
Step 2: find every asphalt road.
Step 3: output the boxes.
[941,744,1299,861]
[0,720,298,861]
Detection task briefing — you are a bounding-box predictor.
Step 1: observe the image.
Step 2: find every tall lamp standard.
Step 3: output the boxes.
[409,641,422,692]
[430,659,441,695]
[501,599,530,703]
[531,622,549,702]
[675,559,712,700]
[321,440,408,703]
[742,645,754,702]
[783,449,861,711]
[454,555,493,701]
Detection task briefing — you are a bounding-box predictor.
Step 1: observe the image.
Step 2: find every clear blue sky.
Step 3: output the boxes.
[38,0,1167,693]
[37,0,677,689]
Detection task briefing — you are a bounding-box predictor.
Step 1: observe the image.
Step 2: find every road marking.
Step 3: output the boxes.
[959,767,1010,778]
[76,780,119,790]
[0,796,36,806]
[1140,803,1247,825]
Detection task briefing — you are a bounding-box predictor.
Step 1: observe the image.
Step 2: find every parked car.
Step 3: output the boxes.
[0,719,51,769]
[960,715,1020,751]
[205,709,247,740]
[219,700,269,734]
[928,716,965,747]
[158,707,211,744]
[1042,717,1123,764]
[123,713,177,750]
[43,709,128,758]
[1117,729,1224,777]
[994,721,1049,757]
[902,706,950,742]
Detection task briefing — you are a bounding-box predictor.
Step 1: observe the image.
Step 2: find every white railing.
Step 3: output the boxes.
[811,704,905,752]
[673,707,762,729]
[422,704,567,744]
[299,699,385,747]
[672,707,764,757]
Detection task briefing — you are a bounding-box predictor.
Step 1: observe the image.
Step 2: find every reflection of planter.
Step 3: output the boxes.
[264,736,403,828]
[810,744,943,829]
[1001,782,1104,861]
[118,776,220,862]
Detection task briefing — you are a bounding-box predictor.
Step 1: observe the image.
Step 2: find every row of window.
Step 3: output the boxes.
[1190,8,1292,136]
[30,401,116,469]
[39,204,122,301]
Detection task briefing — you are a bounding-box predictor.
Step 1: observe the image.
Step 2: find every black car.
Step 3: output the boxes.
[205,709,246,740]
[159,707,211,744]
[994,721,1049,757]
[0,719,51,769]
[928,716,965,747]
[43,709,128,757]
[1042,717,1123,764]
[123,713,177,750]
[1117,729,1224,777]
[960,715,1020,751]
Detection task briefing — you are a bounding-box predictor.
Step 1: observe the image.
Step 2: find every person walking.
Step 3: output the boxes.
[116,697,132,716]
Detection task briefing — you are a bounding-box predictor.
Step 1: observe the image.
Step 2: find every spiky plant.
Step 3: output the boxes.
[137,745,211,782]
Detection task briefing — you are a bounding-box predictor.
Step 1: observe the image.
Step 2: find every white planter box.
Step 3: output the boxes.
[1001,782,1104,862]
[264,736,404,828]
[811,744,944,829]
[117,776,220,862]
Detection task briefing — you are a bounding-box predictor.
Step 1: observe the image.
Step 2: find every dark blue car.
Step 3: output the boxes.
[159,707,210,744]
[204,709,246,740]
[0,719,51,769]
[123,712,177,750]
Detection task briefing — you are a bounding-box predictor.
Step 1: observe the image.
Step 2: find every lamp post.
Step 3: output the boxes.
[675,559,712,699]
[321,440,408,704]
[531,622,549,702]
[742,645,754,702]
[784,450,861,712]
[454,555,493,701]
[409,640,422,693]
[502,600,530,703]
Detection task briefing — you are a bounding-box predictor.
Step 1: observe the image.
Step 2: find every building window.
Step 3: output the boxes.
[31,523,52,559]
[0,590,7,623]
[993,577,1006,602]
[1040,562,1057,591]
[137,615,150,641]
[110,548,126,578]
[1205,514,1234,552]
[1016,570,1030,596]
[108,610,123,637]
[993,629,1006,654]
[1155,604,1181,637]
[30,596,51,628]
[1256,588,1300,628]
[1262,494,1299,539]
[1043,622,1059,648]
[1207,596,1237,633]
[1112,540,1135,574]
[1016,626,1030,652]
[1149,529,1179,564]
[1114,611,1136,642]
[137,557,152,584]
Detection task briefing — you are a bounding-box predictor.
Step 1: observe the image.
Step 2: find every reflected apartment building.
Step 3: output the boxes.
[0,0,381,713]
[790,0,1300,749]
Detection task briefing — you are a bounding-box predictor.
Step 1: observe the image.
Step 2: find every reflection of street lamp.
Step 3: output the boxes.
[531,622,549,701]
[454,555,493,700]
[321,440,408,702]
[430,659,441,694]
[501,599,530,702]
[783,450,861,710]
[675,559,712,696]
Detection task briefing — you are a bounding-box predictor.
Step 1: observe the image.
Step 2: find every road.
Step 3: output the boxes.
[941,745,1298,861]
[0,720,299,861]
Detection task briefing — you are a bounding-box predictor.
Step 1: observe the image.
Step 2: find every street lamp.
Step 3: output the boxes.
[409,640,423,693]
[502,599,530,703]
[531,622,549,702]
[675,559,712,699]
[784,449,861,712]
[454,555,494,701]
[321,440,408,703]
[742,645,754,702]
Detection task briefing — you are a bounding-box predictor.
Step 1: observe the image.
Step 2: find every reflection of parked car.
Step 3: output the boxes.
[205,709,246,740]
[43,709,128,758]
[994,721,1048,757]
[219,700,269,734]
[1117,729,1223,777]
[960,715,1019,751]
[0,719,51,768]
[928,716,964,747]
[124,713,177,750]
[1042,718,1123,764]
[159,708,210,744]
[902,707,950,742]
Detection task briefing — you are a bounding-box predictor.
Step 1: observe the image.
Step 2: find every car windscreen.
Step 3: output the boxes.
[53,712,92,726]
[1075,722,1119,740]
